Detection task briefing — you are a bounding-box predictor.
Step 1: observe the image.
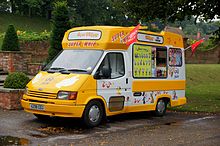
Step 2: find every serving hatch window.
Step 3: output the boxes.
[133,44,167,78]
[169,48,182,66]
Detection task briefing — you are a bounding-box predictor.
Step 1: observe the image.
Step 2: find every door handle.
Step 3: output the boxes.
[133,92,142,96]
[126,78,128,84]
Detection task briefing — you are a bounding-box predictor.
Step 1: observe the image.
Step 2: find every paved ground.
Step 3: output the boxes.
[0,109,219,146]
[0,75,7,81]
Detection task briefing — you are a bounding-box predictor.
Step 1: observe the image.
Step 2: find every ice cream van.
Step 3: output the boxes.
[21,26,186,127]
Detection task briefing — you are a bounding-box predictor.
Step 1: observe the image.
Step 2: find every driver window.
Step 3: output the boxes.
[95,53,125,79]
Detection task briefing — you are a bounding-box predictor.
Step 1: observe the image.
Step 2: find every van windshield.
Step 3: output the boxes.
[44,50,103,74]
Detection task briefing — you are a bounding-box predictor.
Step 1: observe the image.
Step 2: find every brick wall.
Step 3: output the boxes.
[27,63,42,75]
[0,51,32,73]
[0,87,24,110]
[185,46,220,64]
[20,41,49,63]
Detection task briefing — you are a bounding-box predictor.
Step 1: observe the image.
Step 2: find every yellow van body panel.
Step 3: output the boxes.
[22,71,91,117]
[62,26,184,50]
[132,80,186,91]
[170,97,187,107]
[27,71,89,93]
[125,95,186,113]
[21,96,85,117]
[76,75,98,104]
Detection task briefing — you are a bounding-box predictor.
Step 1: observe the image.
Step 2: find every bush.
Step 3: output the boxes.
[1,24,20,51]
[17,30,50,41]
[4,72,30,89]
[48,1,71,62]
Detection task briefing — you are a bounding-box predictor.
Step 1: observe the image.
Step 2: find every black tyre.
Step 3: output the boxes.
[155,99,167,117]
[34,114,51,121]
[83,100,104,128]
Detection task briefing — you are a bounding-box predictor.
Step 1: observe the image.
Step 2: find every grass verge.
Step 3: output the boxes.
[170,64,220,113]
[0,13,51,32]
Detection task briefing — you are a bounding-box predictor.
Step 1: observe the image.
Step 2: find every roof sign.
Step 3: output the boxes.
[138,33,163,44]
[68,30,102,40]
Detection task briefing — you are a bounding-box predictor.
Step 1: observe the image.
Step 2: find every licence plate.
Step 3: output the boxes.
[30,104,45,111]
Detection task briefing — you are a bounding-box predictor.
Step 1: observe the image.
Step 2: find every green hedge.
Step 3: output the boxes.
[4,72,30,89]
[17,30,50,41]
[1,24,19,51]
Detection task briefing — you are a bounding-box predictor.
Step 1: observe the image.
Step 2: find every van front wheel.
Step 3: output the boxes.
[83,100,104,128]
[155,99,167,117]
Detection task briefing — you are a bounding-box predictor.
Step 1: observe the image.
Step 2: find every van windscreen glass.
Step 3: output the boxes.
[44,50,103,74]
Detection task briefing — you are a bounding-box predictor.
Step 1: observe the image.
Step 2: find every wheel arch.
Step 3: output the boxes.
[84,96,107,116]
[156,94,171,106]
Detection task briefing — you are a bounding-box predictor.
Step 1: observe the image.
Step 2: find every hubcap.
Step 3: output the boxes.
[89,105,100,123]
[157,100,165,113]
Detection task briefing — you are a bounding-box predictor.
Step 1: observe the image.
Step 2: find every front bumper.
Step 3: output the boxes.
[21,95,85,118]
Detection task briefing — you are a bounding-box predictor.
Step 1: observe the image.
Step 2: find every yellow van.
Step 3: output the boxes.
[21,26,186,127]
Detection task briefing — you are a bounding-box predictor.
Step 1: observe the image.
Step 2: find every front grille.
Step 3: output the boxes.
[29,99,54,104]
[27,90,57,99]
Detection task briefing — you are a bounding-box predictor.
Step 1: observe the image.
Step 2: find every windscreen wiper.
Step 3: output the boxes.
[59,68,88,74]
[47,67,66,73]
[50,67,65,70]
[67,69,88,72]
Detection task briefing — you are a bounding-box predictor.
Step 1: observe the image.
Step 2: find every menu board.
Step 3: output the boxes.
[133,45,152,77]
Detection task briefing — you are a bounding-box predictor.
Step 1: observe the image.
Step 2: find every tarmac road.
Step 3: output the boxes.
[0,109,219,146]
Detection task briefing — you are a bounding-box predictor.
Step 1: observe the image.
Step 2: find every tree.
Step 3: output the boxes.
[24,0,41,17]
[116,0,220,39]
[40,0,54,19]
[68,0,133,26]
[68,0,110,25]
[1,24,19,51]
[115,0,181,24]
[117,0,219,22]
[47,1,71,62]
[0,0,10,12]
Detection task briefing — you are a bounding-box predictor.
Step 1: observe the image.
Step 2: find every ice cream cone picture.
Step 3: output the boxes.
[173,91,177,100]
[143,96,146,104]
[116,87,122,95]
[150,92,154,103]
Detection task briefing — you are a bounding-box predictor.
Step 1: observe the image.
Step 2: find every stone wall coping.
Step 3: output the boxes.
[28,63,42,65]
[0,87,25,92]
[0,51,32,54]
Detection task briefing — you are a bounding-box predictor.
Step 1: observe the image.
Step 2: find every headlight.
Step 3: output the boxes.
[24,87,28,95]
[57,91,77,100]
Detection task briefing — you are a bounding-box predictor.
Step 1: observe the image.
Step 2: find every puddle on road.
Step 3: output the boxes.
[164,116,215,126]
[30,134,48,138]
[0,136,29,145]
[164,121,182,126]
[164,122,176,125]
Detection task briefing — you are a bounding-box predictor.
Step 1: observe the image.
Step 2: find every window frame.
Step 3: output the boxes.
[168,48,183,67]
[132,44,168,79]
[95,52,126,80]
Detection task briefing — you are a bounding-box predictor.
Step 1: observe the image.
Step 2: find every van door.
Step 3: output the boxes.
[95,52,131,112]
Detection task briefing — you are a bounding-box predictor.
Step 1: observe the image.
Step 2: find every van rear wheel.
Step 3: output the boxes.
[155,99,167,117]
[83,100,104,128]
